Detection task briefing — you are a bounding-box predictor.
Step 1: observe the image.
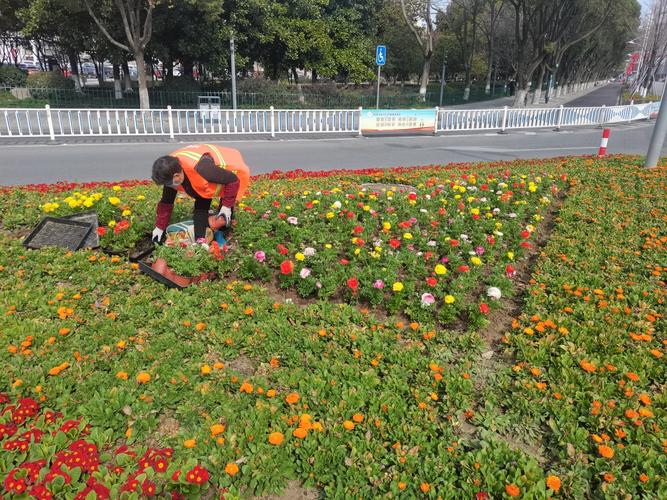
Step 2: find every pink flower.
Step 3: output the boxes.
[254,251,266,263]
[299,268,311,279]
[287,216,298,225]
[373,280,385,289]
[475,246,485,255]
[420,293,435,307]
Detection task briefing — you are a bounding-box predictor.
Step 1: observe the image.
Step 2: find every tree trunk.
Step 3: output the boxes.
[419,53,432,101]
[92,57,104,87]
[113,63,122,99]
[312,68,318,84]
[67,50,82,93]
[531,64,546,105]
[292,67,305,105]
[122,61,133,92]
[135,50,150,109]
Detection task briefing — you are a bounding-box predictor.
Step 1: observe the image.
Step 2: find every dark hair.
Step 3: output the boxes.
[151,156,182,185]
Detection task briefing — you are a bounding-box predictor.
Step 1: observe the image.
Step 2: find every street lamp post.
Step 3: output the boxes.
[230,36,237,110]
[644,95,667,168]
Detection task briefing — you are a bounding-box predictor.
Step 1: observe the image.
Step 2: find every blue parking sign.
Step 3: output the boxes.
[376,45,386,66]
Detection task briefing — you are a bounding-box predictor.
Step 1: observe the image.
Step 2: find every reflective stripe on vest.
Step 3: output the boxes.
[171,146,227,198]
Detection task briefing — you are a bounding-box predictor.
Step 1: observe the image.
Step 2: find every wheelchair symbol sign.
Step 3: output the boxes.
[376,45,386,66]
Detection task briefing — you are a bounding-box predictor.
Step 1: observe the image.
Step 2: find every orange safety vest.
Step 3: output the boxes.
[169,144,250,200]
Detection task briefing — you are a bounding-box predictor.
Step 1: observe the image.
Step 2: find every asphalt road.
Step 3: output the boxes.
[565,84,621,107]
[0,121,662,185]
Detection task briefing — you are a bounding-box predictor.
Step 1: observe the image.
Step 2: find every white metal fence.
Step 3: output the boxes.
[0,102,659,140]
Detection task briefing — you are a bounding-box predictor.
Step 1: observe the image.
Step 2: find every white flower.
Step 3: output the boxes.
[332,201,342,209]
[303,247,316,257]
[487,287,502,300]
[300,268,311,279]
[508,213,517,218]
[460,234,469,241]
[493,208,501,215]
[420,209,428,213]
[421,293,435,307]
[427,240,437,247]
[287,216,298,225]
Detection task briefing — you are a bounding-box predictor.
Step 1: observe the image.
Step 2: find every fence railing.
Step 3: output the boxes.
[435,102,660,133]
[0,102,659,140]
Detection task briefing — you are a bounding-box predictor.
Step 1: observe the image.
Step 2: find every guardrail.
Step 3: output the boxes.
[436,102,661,133]
[0,102,659,140]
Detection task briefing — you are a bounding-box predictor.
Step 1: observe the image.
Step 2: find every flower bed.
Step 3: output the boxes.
[0,157,664,498]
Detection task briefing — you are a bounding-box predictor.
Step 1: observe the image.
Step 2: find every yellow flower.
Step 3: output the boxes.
[112,185,122,192]
[471,256,482,266]
[444,295,456,304]
[83,198,94,208]
[403,233,413,239]
[295,252,305,261]
[324,244,332,249]
[108,196,121,205]
[392,282,404,292]
[136,195,146,200]
[122,209,132,217]
[354,248,361,255]
[434,264,447,275]
[108,220,116,228]
[326,212,335,219]
[382,222,391,231]
[507,251,514,260]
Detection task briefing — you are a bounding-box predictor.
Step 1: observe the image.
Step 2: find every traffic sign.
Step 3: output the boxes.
[376,45,386,66]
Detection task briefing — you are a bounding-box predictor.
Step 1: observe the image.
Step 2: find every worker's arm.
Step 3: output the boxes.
[153,186,177,242]
[195,154,240,209]
[193,197,212,241]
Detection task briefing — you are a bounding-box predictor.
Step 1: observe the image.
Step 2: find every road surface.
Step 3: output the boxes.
[0,121,662,185]
[565,84,621,107]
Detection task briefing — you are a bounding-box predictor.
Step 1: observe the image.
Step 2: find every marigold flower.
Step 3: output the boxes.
[183,439,196,449]
[210,424,225,436]
[116,371,129,380]
[598,444,614,458]
[505,484,520,497]
[352,413,364,423]
[420,483,430,493]
[285,392,300,404]
[268,432,284,445]
[546,475,561,492]
[292,428,307,439]
[136,372,150,384]
[343,420,355,430]
[225,462,239,476]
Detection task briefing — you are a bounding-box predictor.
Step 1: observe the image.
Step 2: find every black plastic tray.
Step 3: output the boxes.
[23,217,93,251]
[138,260,185,289]
[63,211,100,249]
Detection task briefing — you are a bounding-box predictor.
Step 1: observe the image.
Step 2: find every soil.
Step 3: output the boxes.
[252,481,320,500]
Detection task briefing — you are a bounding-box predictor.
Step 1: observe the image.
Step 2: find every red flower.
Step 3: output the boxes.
[353,225,364,234]
[486,236,495,245]
[449,239,459,247]
[96,227,106,236]
[426,277,438,287]
[520,230,530,239]
[340,258,349,265]
[280,260,294,275]
[347,277,359,294]
[277,244,289,255]
[479,303,490,315]
[458,265,470,273]
[389,239,401,249]
[520,241,532,249]
[185,465,209,485]
[506,265,516,278]
[408,192,417,200]
[476,493,489,500]
[142,479,157,497]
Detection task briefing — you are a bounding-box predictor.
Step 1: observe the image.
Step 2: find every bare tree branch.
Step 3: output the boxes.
[84,0,131,53]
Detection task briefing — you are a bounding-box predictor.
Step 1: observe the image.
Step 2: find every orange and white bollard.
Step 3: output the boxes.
[598,128,611,157]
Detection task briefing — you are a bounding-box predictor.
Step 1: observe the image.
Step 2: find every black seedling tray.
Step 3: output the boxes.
[138,260,186,290]
[63,211,100,249]
[23,217,93,251]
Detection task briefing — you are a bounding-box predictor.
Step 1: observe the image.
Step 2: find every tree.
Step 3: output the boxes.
[85,0,155,109]
[399,0,443,100]
[448,0,483,100]
[378,1,423,84]
[479,0,506,94]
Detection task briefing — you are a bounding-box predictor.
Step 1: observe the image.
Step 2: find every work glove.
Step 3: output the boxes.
[217,205,232,226]
[152,227,164,244]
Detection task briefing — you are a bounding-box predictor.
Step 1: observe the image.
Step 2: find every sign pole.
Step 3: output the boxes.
[376,65,381,109]
[230,36,237,110]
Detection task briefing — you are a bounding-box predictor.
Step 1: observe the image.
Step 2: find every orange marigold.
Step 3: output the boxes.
[598,444,614,459]
[285,392,300,405]
[136,372,151,384]
[546,475,561,492]
[292,428,307,439]
[225,462,239,476]
[210,424,225,436]
[505,484,520,497]
[343,420,355,430]
[419,483,430,493]
[352,413,364,423]
[268,432,284,445]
